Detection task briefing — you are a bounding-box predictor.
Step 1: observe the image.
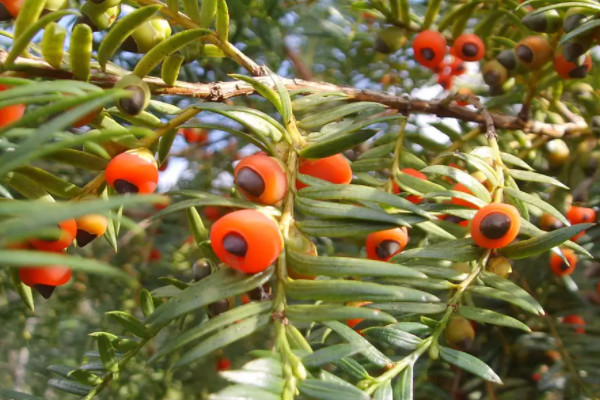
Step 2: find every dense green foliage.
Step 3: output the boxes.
[1,0,600,399]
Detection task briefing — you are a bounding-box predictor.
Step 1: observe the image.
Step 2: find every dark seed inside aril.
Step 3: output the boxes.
[462,43,479,57]
[374,37,391,54]
[549,221,564,231]
[455,337,474,352]
[208,299,230,317]
[74,15,99,32]
[76,229,98,247]
[193,259,211,281]
[421,48,435,61]
[375,240,401,259]
[223,232,248,257]
[497,49,517,70]
[0,3,12,21]
[35,284,56,299]
[489,85,504,96]
[247,283,272,301]
[479,212,511,240]
[113,179,139,194]
[584,210,595,222]
[560,262,570,272]
[569,65,589,79]
[483,71,501,87]
[237,167,265,197]
[563,42,586,62]
[516,45,534,63]
[120,36,139,53]
[564,14,585,33]
[37,224,63,242]
[522,13,547,32]
[445,215,467,224]
[119,85,146,115]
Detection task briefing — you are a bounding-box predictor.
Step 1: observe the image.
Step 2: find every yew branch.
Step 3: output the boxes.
[0,50,587,138]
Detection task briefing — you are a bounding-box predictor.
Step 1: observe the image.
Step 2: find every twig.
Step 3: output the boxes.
[364,251,492,395]
[0,50,587,138]
[452,93,496,138]
[284,44,313,81]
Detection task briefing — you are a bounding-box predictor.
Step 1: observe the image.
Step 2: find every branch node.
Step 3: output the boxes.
[208,84,223,102]
[272,311,287,324]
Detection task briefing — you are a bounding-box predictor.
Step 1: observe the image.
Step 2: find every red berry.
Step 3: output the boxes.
[366,227,408,261]
[550,249,577,277]
[538,212,564,231]
[566,206,595,241]
[0,0,22,17]
[456,87,473,106]
[216,357,231,371]
[210,209,283,273]
[0,83,25,128]
[30,218,77,252]
[72,108,102,128]
[19,263,72,299]
[563,314,585,334]
[471,203,521,249]
[203,206,225,222]
[105,148,158,194]
[553,52,592,79]
[181,127,208,143]
[452,33,485,62]
[451,183,479,209]
[450,57,466,75]
[566,206,596,224]
[150,248,161,261]
[515,36,552,69]
[296,154,352,190]
[153,196,170,211]
[75,214,108,247]
[240,294,250,304]
[437,73,454,90]
[158,159,168,171]
[439,214,469,227]
[434,57,466,76]
[393,168,427,204]
[346,301,372,330]
[412,30,447,69]
[234,153,288,205]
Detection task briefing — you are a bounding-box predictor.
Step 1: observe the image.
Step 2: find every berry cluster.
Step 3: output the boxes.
[13,214,107,298]
[412,31,485,90]
[485,8,596,92]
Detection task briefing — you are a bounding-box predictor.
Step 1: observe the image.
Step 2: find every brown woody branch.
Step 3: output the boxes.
[0,50,587,138]
[284,44,314,81]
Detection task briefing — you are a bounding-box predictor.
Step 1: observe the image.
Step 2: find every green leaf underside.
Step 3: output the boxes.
[287,251,427,279]
[146,267,274,328]
[299,379,370,400]
[174,314,271,368]
[439,346,502,384]
[285,304,396,324]
[286,279,440,303]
